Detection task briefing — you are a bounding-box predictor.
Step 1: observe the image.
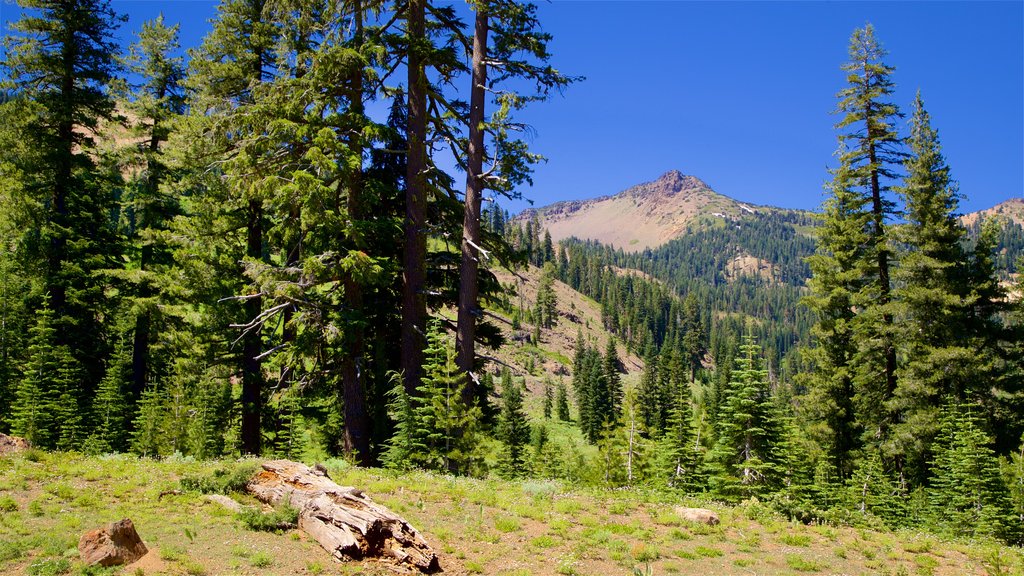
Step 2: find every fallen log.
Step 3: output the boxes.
[247,460,440,573]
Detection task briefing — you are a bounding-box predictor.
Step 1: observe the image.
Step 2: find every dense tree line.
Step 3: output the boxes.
[0,0,571,466]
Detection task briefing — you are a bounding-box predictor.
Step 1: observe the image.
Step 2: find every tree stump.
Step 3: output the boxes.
[247,460,440,573]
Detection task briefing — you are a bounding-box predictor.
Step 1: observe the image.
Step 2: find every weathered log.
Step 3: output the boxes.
[248,460,440,573]
[674,506,720,526]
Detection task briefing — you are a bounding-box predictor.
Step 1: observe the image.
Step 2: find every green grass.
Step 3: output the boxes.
[785,554,824,572]
[1,451,1022,576]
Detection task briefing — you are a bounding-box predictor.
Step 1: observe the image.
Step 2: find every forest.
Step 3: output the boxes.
[0,0,1022,549]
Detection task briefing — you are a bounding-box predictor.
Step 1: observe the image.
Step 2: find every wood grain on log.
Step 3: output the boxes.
[248,460,440,573]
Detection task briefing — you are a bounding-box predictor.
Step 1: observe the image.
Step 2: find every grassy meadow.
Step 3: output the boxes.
[1,451,1022,576]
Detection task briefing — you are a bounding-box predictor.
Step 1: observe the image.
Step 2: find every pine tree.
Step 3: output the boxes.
[119,14,186,400]
[498,368,531,478]
[90,338,133,452]
[131,381,163,457]
[3,0,124,391]
[705,335,783,502]
[928,402,1015,542]
[801,153,869,478]
[10,296,73,449]
[604,337,623,420]
[656,384,703,492]
[843,449,905,527]
[836,24,905,454]
[383,321,481,474]
[542,377,553,419]
[382,375,417,470]
[889,93,976,483]
[556,377,570,422]
[637,349,661,432]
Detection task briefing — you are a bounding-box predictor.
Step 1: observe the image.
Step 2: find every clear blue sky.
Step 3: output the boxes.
[2,0,1021,214]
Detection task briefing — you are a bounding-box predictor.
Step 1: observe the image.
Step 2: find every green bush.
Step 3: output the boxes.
[237,503,299,532]
[180,463,257,494]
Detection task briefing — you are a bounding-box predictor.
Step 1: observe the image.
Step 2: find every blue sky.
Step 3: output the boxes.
[2,0,1021,214]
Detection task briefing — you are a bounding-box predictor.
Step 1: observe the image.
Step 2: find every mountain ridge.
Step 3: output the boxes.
[520,169,1020,253]
[518,170,805,251]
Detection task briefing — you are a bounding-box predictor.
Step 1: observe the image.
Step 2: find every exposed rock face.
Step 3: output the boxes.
[79,519,148,566]
[0,433,30,455]
[249,460,440,573]
[516,169,757,251]
[674,506,720,526]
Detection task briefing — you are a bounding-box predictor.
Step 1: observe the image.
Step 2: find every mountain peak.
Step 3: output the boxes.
[521,170,766,251]
[635,170,711,198]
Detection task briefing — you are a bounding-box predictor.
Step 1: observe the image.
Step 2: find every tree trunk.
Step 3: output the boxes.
[866,137,896,400]
[342,1,372,466]
[456,6,489,407]
[402,0,428,396]
[248,460,439,573]
[241,200,264,456]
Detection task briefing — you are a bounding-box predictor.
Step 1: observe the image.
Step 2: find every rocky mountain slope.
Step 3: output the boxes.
[518,170,802,252]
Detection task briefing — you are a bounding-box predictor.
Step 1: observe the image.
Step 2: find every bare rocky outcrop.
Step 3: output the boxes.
[248,460,440,573]
[674,506,720,526]
[0,433,30,455]
[78,518,148,566]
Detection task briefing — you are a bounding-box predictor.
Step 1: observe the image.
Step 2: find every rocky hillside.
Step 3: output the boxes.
[518,170,802,252]
[962,197,1024,228]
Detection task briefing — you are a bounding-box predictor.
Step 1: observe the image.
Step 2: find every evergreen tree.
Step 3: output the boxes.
[929,402,1015,542]
[542,376,553,419]
[889,93,975,483]
[843,448,905,527]
[10,296,73,449]
[556,377,570,422]
[705,335,783,502]
[90,338,133,452]
[835,24,905,454]
[656,384,703,492]
[119,14,186,400]
[534,262,558,329]
[604,337,623,420]
[802,155,869,478]
[3,0,124,391]
[384,321,481,474]
[637,349,661,432]
[131,381,163,457]
[498,367,531,478]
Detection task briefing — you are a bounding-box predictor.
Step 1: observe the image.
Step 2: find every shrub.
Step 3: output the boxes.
[237,503,299,532]
[180,463,257,494]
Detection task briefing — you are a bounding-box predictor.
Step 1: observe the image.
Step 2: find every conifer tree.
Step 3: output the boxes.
[10,296,72,449]
[556,377,570,422]
[889,93,975,482]
[382,376,417,470]
[498,368,531,478]
[604,337,623,420]
[119,14,186,400]
[843,449,904,526]
[385,321,481,474]
[90,338,133,452]
[637,349,661,432]
[705,335,783,501]
[3,0,124,389]
[835,24,905,452]
[802,156,869,478]
[656,384,703,492]
[928,402,1015,542]
[131,382,163,457]
[542,377,553,419]
[180,0,283,456]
